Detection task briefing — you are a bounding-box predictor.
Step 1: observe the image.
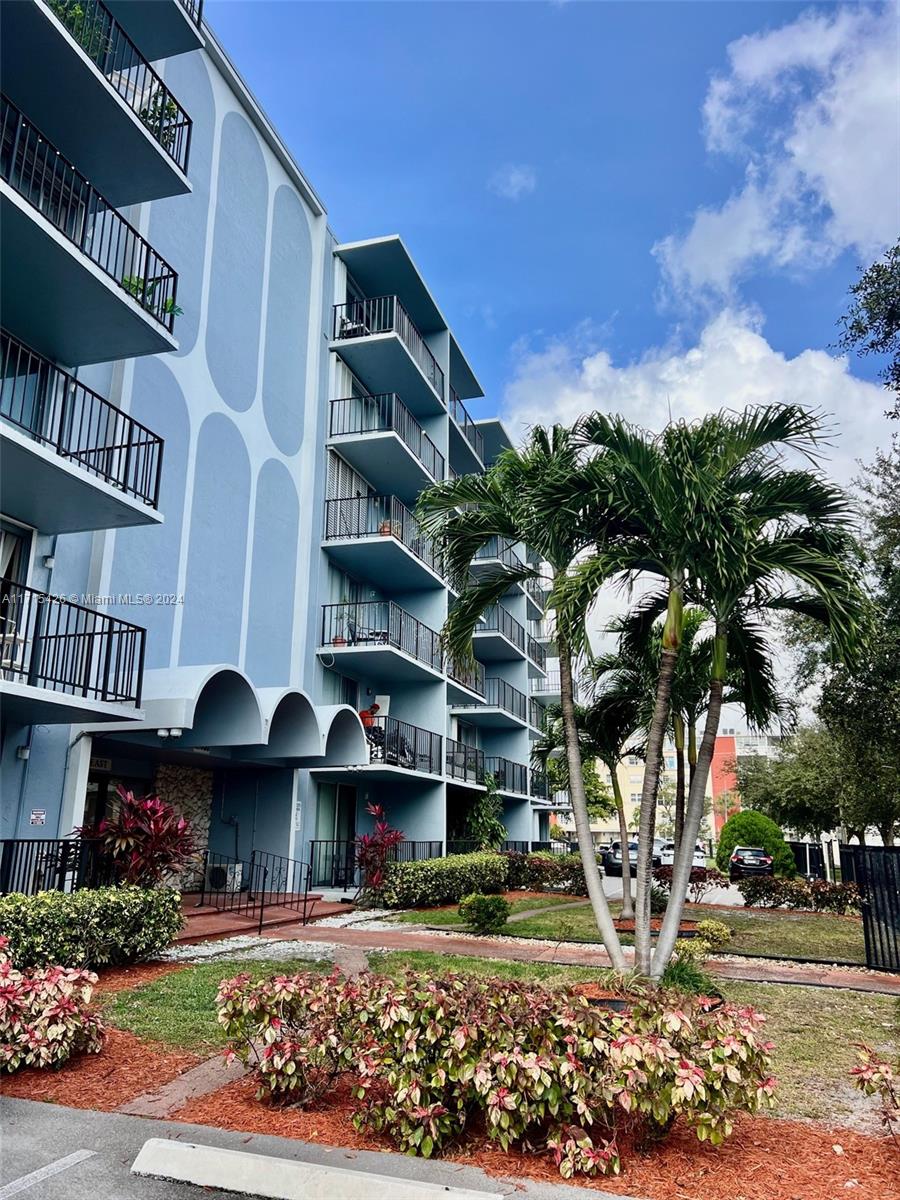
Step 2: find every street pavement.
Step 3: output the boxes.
[600,873,745,907]
[0,1098,642,1200]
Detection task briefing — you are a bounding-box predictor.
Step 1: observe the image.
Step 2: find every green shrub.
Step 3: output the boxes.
[715,811,796,877]
[220,968,776,1177]
[650,883,668,914]
[695,919,732,949]
[381,853,507,909]
[0,886,183,968]
[659,955,718,996]
[504,850,589,895]
[737,876,860,914]
[459,893,511,935]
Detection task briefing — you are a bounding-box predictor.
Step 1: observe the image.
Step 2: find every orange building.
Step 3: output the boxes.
[710,734,739,835]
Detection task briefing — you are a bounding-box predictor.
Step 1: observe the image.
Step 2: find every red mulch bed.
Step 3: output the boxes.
[1,1027,199,1111]
[172,1076,899,1200]
[613,918,699,935]
[93,960,183,994]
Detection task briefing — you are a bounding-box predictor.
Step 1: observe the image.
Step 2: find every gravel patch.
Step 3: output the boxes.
[160,935,338,963]
[311,908,396,928]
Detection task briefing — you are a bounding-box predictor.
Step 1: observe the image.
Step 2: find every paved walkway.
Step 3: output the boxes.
[254,919,900,995]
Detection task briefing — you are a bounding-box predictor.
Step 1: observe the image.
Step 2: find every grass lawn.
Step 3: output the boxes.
[103,958,325,1051]
[391,893,584,927]
[509,902,866,964]
[373,951,898,1128]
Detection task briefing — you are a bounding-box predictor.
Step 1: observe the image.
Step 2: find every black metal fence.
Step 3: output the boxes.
[446,737,485,783]
[0,329,164,507]
[365,715,443,775]
[853,846,900,973]
[0,837,114,895]
[448,387,484,462]
[320,600,442,674]
[0,581,145,705]
[787,840,827,880]
[485,756,527,795]
[323,494,444,578]
[332,296,444,399]
[309,838,442,890]
[329,393,444,482]
[478,605,525,653]
[195,849,315,933]
[0,96,180,330]
[41,0,192,173]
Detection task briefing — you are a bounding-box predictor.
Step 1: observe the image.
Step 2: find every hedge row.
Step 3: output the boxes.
[381,850,593,909]
[0,886,183,968]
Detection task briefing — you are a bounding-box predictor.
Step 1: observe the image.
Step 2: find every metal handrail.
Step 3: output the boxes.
[0,96,179,330]
[41,0,192,173]
[323,494,445,579]
[446,737,485,783]
[320,600,442,673]
[485,756,527,794]
[448,386,484,462]
[364,715,442,774]
[328,394,444,481]
[0,329,164,506]
[0,580,145,705]
[332,296,444,400]
[478,604,525,653]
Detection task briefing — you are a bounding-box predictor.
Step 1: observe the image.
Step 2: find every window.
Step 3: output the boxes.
[630,793,641,805]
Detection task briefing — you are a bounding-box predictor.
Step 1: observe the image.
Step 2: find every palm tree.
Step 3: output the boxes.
[416,425,631,970]
[557,405,866,975]
[532,694,643,918]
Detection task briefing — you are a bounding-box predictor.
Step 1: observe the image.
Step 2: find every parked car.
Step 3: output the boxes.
[728,846,774,881]
[604,838,666,876]
[659,840,707,869]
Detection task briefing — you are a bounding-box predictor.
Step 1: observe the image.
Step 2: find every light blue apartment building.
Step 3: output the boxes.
[0,0,554,892]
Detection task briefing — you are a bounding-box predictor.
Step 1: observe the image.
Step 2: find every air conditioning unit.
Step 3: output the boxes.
[205,861,242,893]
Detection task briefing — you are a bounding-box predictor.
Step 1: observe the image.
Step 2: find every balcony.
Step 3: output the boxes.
[0,330,163,532]
[445,657,485,705]
[327,394,444,501]
[529,697,548,735]
[0,98,179,364]
[530,771,550,801]
[104,0,204,62]
[485,756,528,796]
[331,296,444,417]
[472,604,525,661]
[1,0,192,206]
[313,716,442,782]
[323,495,446,590]
[318,601,442,682]
[531,671,581,705]
[446,738,485,785]
[451,676,528,728]
[0,580,145,724]
[448,387,484,471]
[470,538,543,616]
[526,632,547,675]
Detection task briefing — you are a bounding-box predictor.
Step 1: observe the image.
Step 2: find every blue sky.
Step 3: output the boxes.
[206,1,898,477]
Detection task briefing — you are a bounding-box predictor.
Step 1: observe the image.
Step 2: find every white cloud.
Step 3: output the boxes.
[656,6,899,302]
[502,309,889,486]
[487,163,537,201]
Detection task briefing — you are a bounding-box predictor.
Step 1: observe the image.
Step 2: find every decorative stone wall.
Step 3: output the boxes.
[153,763,214,890]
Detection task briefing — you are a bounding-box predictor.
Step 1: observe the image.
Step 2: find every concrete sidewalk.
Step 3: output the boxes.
[0,1098,639,1200]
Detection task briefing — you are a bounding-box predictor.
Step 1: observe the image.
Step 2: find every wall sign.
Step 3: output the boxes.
[29,809,46,826]
[90,757,113,772]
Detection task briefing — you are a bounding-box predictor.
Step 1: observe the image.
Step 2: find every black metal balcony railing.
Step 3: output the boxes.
[446,738,485,784]
[0,581,145,705]
[448,387,484,463]
[0,97,179,331]
[178,0,204,25]
[526,633,547,670]
[477,605,525,654]
[524,574,544,609]
[329,394,444,482]
[364,716,442,775]
[455,676,528,722]
[474,537,524,572]
[485,756,527,795]
[446,656,485,697]
[530,771,550,800]
[0,330,163,507]
[332,296,444,400]
[532,671,582,702]
[320,601,442,674]
[529,697,548,731]
[324,494,444,579]
[41,0,192,173]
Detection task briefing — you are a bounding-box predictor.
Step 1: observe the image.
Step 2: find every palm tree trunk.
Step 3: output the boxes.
[633,646,678,975]
[557,636,628,971]
[652,631,727,978]
[609,767,633,919]
[673,714,685,854]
